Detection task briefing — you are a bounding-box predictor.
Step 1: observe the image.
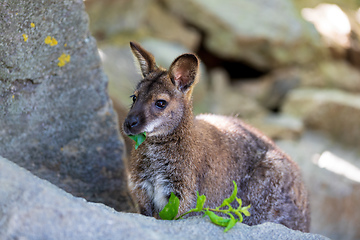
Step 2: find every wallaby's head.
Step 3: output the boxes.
[123,42,200,138]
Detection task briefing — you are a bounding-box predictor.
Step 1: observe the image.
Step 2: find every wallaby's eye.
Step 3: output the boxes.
[130,95,137,103]
[155,100,167,109]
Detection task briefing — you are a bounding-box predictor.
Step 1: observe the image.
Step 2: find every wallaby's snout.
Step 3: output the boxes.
[123,114,140,135]
[126,115,139,128]
[123,94,146,136]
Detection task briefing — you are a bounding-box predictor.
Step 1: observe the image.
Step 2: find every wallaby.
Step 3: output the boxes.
[123,42,310,232]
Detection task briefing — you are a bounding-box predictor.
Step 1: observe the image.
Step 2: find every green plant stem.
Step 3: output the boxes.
[175,209,197,220]
[175,207,240,220]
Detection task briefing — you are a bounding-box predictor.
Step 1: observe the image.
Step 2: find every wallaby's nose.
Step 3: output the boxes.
[125,115,139,129]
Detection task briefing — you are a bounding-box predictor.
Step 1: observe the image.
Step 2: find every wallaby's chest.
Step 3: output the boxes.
[139,174,170,212]
[133,147,178,211]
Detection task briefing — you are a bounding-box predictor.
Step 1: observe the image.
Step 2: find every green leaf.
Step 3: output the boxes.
[128,132,146,149]
[204,211,230,227]
[224,213,237,232]
[241,204,251,217]
[234,211,243,223]
[235,197,242,208]
[219,181,238,208]
[159,192,180,220]
[195,191,206,212]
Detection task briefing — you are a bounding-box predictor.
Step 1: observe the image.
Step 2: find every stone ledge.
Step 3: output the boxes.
[0,156,329,240]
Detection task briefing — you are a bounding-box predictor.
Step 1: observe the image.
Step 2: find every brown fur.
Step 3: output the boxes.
[123,42,310,232]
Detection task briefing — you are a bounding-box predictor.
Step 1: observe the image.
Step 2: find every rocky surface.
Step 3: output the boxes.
[299,60,360,92]
[282,88,360,147]
[0,0,134,212]
[0,156,329,240]
[277,132,360,240]
[85,0,200,50]
[163,0,324,69]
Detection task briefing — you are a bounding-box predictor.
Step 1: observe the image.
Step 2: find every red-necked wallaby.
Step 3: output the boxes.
[123,42,310,232]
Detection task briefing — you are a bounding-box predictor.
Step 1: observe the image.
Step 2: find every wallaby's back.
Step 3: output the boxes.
[123,42,310,232]
[194,114,309,230]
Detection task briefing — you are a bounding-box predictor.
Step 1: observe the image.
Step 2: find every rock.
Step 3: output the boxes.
[282,88,360,147]
[248,114,304,140]
[294,0,359,10]
[299,60,360,92]
[84,0,151,40]
[85,0,200,50]
[0,0,134,212]
[163,0,325,69]
[345,8,360,68]
[142,3,200,50]
[99,45,140,107]
[300,3,360,69]
[208,68,268,118]
[301,4,351,55]
[235,67,301,111]
[0,156,329,240]
[276,131,360,240]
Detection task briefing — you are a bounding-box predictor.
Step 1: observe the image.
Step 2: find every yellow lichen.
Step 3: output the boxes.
[58,53,71,67]
[22,34,28,42]
[44,36,58,46]
[31,22,35,28]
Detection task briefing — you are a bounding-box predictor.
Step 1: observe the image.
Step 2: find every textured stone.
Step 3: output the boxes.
[277,131,360,240]
[85,0,200,50]
[300,60,360,92]
[84,0,151,39]
[282,88,360,147]
[164,0,324,69]
[0,156,329,240]
[208,68,268,118]
[235,67,301,111]
[248,114,304,140]
[0,0,133,212]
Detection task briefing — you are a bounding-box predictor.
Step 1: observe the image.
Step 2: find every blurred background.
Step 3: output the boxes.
[84,0,360,239]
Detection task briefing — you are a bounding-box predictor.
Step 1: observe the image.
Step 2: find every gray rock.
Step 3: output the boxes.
[163,0,324,69]
[85,0,200,50]
[84,0,151,39]
[300,60,360,92]
[235,67,301,111]
[282,88,360,147]
[0,0,133,212]
[277,131,360,240]
[0,156,329,240]
[208,68,268,118]
[248,114,304,140]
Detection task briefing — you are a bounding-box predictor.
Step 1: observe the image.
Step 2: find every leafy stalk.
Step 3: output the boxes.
[128,132,146,149]
[159,192,179,220]
[159,181,251,232]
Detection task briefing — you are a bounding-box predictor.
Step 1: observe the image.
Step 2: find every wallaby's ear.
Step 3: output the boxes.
[130,42,157,78]
[168,54,199,92]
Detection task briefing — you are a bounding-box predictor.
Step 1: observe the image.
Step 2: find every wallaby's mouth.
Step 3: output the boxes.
[127,132,147,150]
[123,125,142,136]
[123,114,144,136]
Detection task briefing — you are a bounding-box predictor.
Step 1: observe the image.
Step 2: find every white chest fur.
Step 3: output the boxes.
[140,174,170,211]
